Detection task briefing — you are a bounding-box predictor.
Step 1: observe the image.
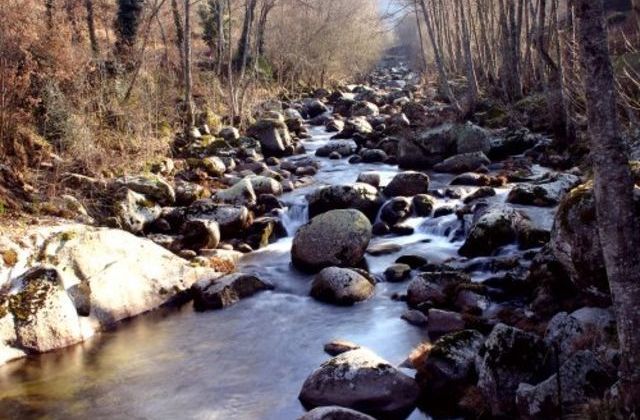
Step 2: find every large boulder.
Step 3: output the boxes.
[292,209,372,273]
[459,205,541,258]
[247,175,283,196]
[548,182,639,294]
[247,118,292,157]
[476,324,552,416]
[308,184,384,221]
[433,152,491,174]
[299,348,420,419]
[181,219,221,251]
[192,273,273,310]
[316,141,357,158]
[397,124,457,169]
[303,99,329,119]
[516,351,614,419]
[384,171,430,197]
[0,226,214,364]
[310,267,375,305]
[414,330,485,411]
[507,173,581,207]
[455,122,492,155]
[11,268,85,353]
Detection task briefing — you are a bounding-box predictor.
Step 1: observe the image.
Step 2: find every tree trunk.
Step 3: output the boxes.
[414,0,428,72]
[85,0,100,56]
[457,0,478,113]
[576,0,640,409]
[235,0,258,77]
[420,0,461,113]
[215,0,226,75]
[171,0,184,70]
[255,1,274,60]
[184,0,194,130]
[115,0,145,60]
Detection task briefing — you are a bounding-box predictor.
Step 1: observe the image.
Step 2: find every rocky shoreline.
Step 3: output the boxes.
[0,62,629,418]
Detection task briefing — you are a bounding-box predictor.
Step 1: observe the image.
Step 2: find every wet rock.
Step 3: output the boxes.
[412,194,436,216]
[488,128,541,160]
[516,351,614,419]
[298,348,420,419]
[407,271,471,308]
[12,268,84,353]
[451,172,494,186]
[351,101,379,117]
[398,124,457,169]
[402,309,428,326]
[192,273,273,311]
[175,180,207,206]
[356,171,380,187]
[310,267,375,305]
[476,324,552,416]
[459,205,536,258]
[384,263,412,282]
[298,406,375,420]
[181,219,221,251]
[427,309,465,336]
[434,152,491,174]
[379,197,413,226]
[360,148,388,163]
[308,184,384,221]
[372,222,391,236]
[396,255,428,269]
[366,242,401,256]
[335,117,373,138]
[415,330,485,410]
[114,189,161,234]
[303,99,328,119]
[507,173,581,207]
[433,206,455,218]
[112,174,176,206]
[215,178,257,206]
[324,340,361,356]
[463,187,496,204]
[325,118,345,133]
[316,140,357,158]
[243,217,286,250]
[292,209,372,273]
[384,171,430,197]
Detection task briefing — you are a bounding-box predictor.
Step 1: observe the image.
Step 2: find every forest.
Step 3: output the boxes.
[0,0,639,419]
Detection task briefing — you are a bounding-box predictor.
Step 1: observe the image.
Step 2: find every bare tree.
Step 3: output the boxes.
[85,0,99,55]
[184,0,194,129]
[576,0,640,409]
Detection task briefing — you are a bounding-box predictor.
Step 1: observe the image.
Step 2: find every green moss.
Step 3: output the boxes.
[8,275,55,322]
[557,181,594,233]
[429,330,479,361]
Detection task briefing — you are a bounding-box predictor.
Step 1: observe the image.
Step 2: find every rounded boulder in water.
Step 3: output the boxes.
[291,209,372,273]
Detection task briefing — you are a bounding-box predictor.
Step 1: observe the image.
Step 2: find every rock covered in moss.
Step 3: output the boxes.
[292,210,372,273]
[298,348,420,419]
[414,330,485,411]
[112,174,176,206]
[113,188,161,234]
[459,205,541,258]
[476,324,552,417]
[516,351,614,419]
[507,173,581,207]
[407,271,472,309]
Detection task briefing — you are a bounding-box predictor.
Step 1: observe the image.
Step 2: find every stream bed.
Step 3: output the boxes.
[0,124,555,419]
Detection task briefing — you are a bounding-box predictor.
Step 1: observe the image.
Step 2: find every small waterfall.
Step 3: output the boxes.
[281,200,309,236]
[419,214,463,241]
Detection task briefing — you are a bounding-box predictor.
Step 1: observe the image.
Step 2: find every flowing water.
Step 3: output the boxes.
[0,123,555,419]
